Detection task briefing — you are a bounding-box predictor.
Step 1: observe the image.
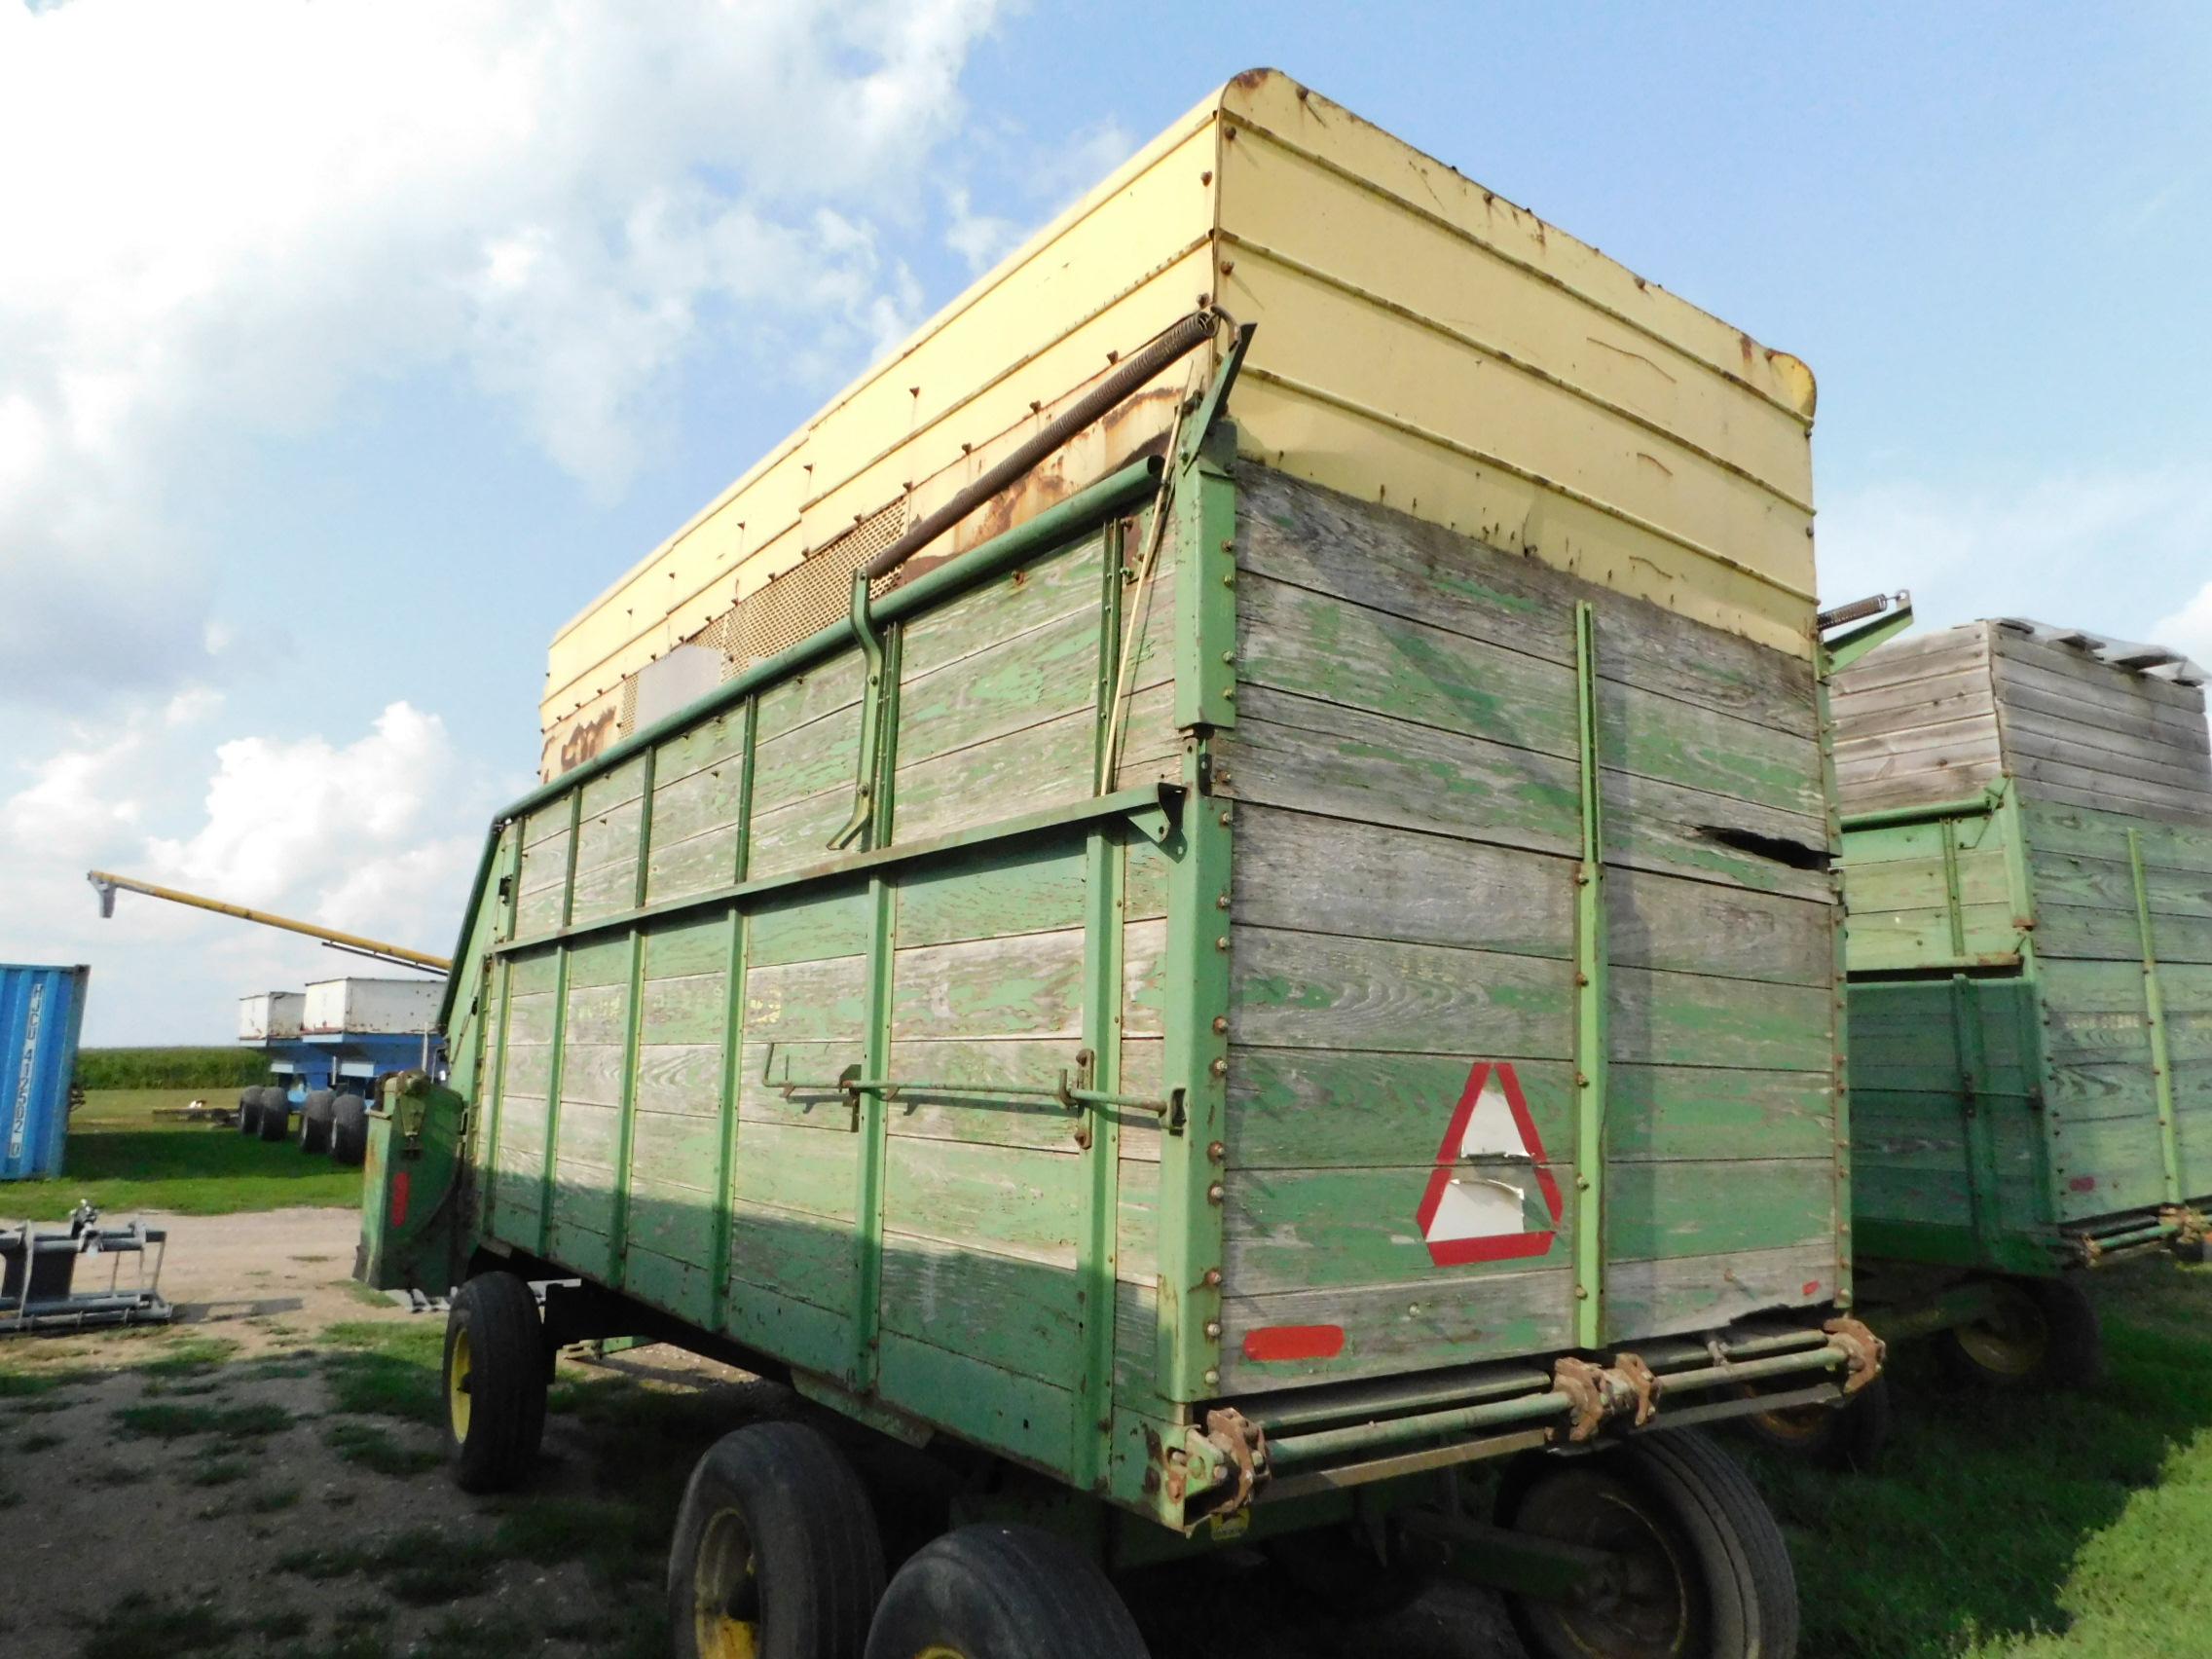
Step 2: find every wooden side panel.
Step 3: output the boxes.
[747,662,866,879]
[1847,978,2052,1256]
[549,937,632,1275]
[570,757,647,925]
[1830,624,2002,815]
[1991,631,2212,824]
[624,914,733,1278]
[1216,473,1835,1388]
[647,711,748,904]
[1840,808,2026,974]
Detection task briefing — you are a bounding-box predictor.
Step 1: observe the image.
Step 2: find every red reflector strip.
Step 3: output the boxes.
[1241,1324,1346,1363]
[2068,1175,2098,1193]
[1801,1280,1821,1298]
[390,1169,412,1228]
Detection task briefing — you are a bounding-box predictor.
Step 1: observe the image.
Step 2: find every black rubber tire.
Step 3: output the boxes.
[1262,1521,1432,1618]
[1498,1429,1798,1659]
[667,1421,885,1659]
[257,1089,294,1143]
[329,1093,369,1167]
[863,1524,1146,1659]
[1734,1376,1895,1474]
[299,1090,335,1156]
[442,1272,547,1493]
[1937,1274,2106,1392]
[236,1088,263,1136]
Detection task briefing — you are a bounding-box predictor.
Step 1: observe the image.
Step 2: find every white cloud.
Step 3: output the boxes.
[0,0,1006,706]
[2154,580,2212,668]
[1818,463,2212,645]
[944,185,1024,274]
[1,697,520,1043]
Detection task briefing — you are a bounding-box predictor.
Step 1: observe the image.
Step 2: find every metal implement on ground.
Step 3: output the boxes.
[1,1202,171,1333]
[355,70,1868,1659]
[1827,614,2212,1395]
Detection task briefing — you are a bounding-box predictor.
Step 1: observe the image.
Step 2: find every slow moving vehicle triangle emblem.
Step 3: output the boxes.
[1415,1060,1564,1266]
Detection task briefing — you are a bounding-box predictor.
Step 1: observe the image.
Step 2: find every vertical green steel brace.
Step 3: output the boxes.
[608,930,646,1288]
[481,954,515,1234]
[852,593,901,1389]
[537,945,571,1257]
[1570,601,1606,1349]
[2128,828,2184,1205]
[1939,820,1968,960]
[1990,779,2062,1226]
[607,749,657,1289]
[535,791,584,1253]
[1811,666,1854,1305]
[1155,452,1236,1400]
[1952,974,1997,1254]
[479,824,525,1233]
[711,700,759,1332]
[559,791,583,928]
[1075,524,1129,1492]
[831,569,889,851]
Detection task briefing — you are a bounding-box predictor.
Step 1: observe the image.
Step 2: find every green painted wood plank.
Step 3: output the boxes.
[889,929,1086,1041]
[1219,1269,1571,1391]
[1236,569,1823,820]
[878,1237,1082,1384]
[875,1332,1076,1477]
[894,843,1088,949]
[892,704,1097,845]
[750,884,872,966]
[881,1136,1085,1267]
[1232,462,1818,738]
[1221,1163,1581,1295]
[1230,925,1573,1057]
[1604,1159,1834,1262]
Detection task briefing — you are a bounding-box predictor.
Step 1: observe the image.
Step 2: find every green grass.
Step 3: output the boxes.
[78,1591,236,1659]
[10,1088,361,1220]
[319,1321,446,1424]
[328,1419,444,1478]
[1766,1259,2212,1657]
[113,1400,293,1441]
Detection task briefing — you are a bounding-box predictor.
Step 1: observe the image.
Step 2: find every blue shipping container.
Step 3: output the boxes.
[2,964,90,1181]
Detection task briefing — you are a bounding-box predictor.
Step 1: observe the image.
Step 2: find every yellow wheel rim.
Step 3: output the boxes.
[1957,1284,2049,1379]
[447,1327,472,1442]
[915,1648,969,1659]
[694,1509,762,1659]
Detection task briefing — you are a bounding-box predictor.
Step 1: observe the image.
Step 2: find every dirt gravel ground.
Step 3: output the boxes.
[3,1207,1523,1659]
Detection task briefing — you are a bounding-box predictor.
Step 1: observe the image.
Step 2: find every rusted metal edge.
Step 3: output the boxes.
[863,309,1219,582]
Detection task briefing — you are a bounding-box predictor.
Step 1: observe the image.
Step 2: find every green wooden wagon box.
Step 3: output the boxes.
[1832,617,2212,1391]
[351,70,1874,1659]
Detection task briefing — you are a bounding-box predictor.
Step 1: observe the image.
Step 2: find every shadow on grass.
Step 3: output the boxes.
[1753,1260,2212,1659]
[34,1126,364,1215]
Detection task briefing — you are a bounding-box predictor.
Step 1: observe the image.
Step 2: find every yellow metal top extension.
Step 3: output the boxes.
[541,68,1819,778]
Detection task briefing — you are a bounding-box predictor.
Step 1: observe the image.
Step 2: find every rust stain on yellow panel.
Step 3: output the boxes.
[542,67,1824,768]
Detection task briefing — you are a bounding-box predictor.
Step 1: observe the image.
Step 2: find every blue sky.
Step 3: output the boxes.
[3,0,2207,1042]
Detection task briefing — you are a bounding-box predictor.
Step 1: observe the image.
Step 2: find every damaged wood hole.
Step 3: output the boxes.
[1695,824,1830,871]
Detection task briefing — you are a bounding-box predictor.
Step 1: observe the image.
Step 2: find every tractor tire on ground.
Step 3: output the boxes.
[1498,1428,1799,1659]
[1735,1376,1895,1473]
[442,1272,547,1493]
[329,1093,369,1166]
[1938,1273,2105,1391]
[257,1090,293,1143]
[668,1420,886,1659]
[863,1524,1146,1659]
[236,1088,263,1135]
[300,1090,336,1156]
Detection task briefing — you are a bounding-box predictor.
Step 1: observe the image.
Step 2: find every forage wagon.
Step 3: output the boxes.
[1783,616,2212,1448]
[354,69,1880,1659]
